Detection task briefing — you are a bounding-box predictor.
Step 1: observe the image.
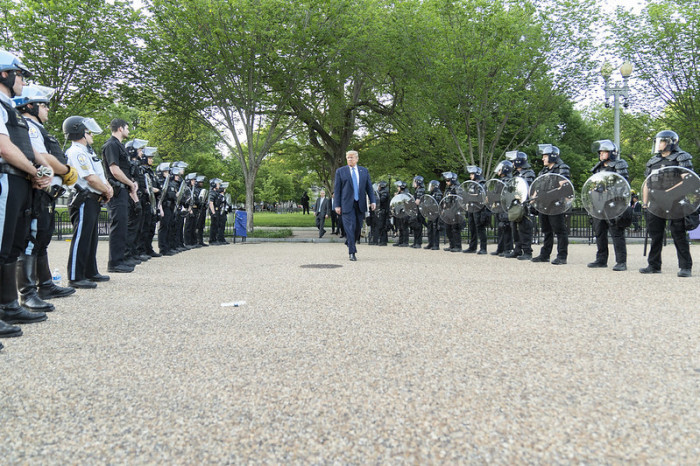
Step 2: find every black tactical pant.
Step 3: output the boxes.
[196,207,207,244]
[592,218,626,265]
[24,190,53,257]
[495,221,513,253]
[467,211,487,252]
[184,210,197,245]
[107,187,129,267]
[646,212,692,270]
[158,204,174,253]
[209,209,219,243]
[67,197,101,281]
[410,214,424,246]
[538,213,568,260]
[138,202,155,254]
[512,216,533,255]
[127,196,144,258]
[0,174,31,266]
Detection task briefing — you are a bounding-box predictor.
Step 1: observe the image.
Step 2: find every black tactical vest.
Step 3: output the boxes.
[0,98,35,163]
[32,120,67,164]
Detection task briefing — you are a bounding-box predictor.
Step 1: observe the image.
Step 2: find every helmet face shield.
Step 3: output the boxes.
[653,137,675,154]
[537,144,553,156]
[82,118,103,135]
[13,84,54,107]
[131,138,148,150]
[156,162,171,172]
[505,151,518,161]
[143,147,157,157]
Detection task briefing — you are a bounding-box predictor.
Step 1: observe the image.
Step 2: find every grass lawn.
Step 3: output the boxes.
[251,212,317,227]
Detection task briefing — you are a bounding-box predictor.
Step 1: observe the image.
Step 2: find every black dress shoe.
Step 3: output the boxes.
[163,250,177,256]
[199,243,209,247]
[639,266,661,274]
[349,254,357,261]
[678,268,692,277]
[463,249,476,253]
[517,254,532,261]
[148,251,163,258]
[490,251,501,256]
[587,261,607,268]
[477,250,488,255]
[531,255,549,262]
[108,264,134,273]
[551,257,567,265]
[1,301,47,324]
[612,263,627,271]
[0,320,23,338]
[20,293,55,312]
[88,273,110,282]
[69,279,97,289]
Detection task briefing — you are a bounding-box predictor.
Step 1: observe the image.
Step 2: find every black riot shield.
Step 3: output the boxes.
[502,177,529,210]
[459,181,485,213]
[419,194,440,221]
[642,166,700,219]
[484,179,507,214]
[529,173,575,215]
[439,194,465,225]
[390,193,417,219]
[582,171,631,220]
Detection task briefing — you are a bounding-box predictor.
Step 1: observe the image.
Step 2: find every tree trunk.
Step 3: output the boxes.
[245,175,256,232]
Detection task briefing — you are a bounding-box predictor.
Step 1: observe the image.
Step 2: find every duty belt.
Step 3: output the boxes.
[0,162,29,178]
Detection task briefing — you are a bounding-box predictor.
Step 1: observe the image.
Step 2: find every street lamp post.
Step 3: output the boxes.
[601,61,633,152]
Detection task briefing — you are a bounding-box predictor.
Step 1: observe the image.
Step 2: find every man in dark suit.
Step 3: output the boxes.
[314,189,331,238]
[334,150,376,261]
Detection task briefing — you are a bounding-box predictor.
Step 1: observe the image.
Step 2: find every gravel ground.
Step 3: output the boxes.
[1,239,699,463]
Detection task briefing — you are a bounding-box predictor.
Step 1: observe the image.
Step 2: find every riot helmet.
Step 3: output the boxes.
[652,130,679,154]
[538,144,560,163]
[466,165,482,177]
[428,179,440,193]
[413,175,424,187]
[12,85,53,120]
[210,178,221,188]
[156,162,171,173]
[495,160,513,177]
[185,172,197,181]
[394,180,407,190]
[0,50,32,97]
[196,175,206,183]
[506,151,528,168]
[442,171,457,184]
[143,146,158,157]
[62,116,103,141]
[378,180,388,189]
[125,139,148,159]
[592,139,618,161]
[220,181,229,189]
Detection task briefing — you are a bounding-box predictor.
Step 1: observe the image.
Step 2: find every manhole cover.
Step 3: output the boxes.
[300,264,343,269]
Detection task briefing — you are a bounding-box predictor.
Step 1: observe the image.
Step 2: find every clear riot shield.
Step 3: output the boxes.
[642,166,700,219]
[529,173,575,215]
[581,171,631,220]
[390,193,416,218]
[144,175,157,214]
[175,181,186,205]
[502,177,529,210]
[198,188,208,206]
[459,181,485,213]
[484,179,507,214]
[439,194,465,225]
[418,194,440,221]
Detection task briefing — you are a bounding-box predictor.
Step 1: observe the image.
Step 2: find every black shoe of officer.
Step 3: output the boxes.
[0,301,47,324]
[108,263,134,273]
[88,273,110,282]
[16,256,55,312]
[463,248,477,254]
[199,243,209,247]
[504,251,520,258]
[517,253,532,261]
[424,245,433,249]
[138,254,151,261]
[69,279,97,289]
[587,261,607,268]
[431,246,440,250]
[477,249,488,255]
[551,257,567,265]
[531,255,549,262]
[0,320,22,338]
[678,268,692,277]
[148,250,162,258]
[612,263,627,271]
[490,251,501,256]
[163,250,177,256]
[639,266,661,274]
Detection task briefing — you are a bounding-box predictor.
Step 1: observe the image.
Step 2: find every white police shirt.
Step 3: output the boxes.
[66,141,107,195]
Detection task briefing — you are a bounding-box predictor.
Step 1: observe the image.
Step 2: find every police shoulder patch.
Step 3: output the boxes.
[28,126,39,138]
[77,154,90,170]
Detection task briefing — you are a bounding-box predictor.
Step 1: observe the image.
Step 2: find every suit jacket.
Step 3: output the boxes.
[333,165,376,213]
[315,196,331,217]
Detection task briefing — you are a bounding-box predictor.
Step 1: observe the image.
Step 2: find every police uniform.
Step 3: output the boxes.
[208,186,220,245]
[410,182,426,248]
[589,157,629,270]
[424,184,442,250]
[139,163,160,256]
[158,171,177,255]
[127,154,147,261]
[66,142,107,285]
[507,163,536,259]
[102,135,132,268]
[0,91,47,326]
[532,159,571,264]
[464,175,489,254]
[375,183,390,246]
[642,148,694,275]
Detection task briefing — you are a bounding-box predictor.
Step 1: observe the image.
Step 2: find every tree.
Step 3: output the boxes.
[0,0,143,135]
[145,0,301,231]
[612,0,700,152]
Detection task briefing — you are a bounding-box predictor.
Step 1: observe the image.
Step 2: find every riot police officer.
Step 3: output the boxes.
[442,171,463,252]
[491,160,514,257]
[424,180,443,250]
[14,85,78,312]
[463,165,488,254]
[531,145,571,265]
[125,139,150,263]
[194,175,209,246]
[587,140,630,271]
[157,162,177,256]
[640,130,695,277]
[375,181,390,246]
[410,176,426,248]
[505,151,536,260]
[0,50,53,332]
[184,173,200,247]
[137,146,161,257]
[208,178,222,245]
[392,180,410,247]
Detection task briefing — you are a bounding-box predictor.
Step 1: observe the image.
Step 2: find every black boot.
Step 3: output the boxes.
[17,255,55,312]
[37,254,75,300]
[0,320,22,338]
[1,262,47,324]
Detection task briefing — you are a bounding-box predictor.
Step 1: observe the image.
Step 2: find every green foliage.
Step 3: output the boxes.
[612,0,700,152]
[252,213,316,228]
